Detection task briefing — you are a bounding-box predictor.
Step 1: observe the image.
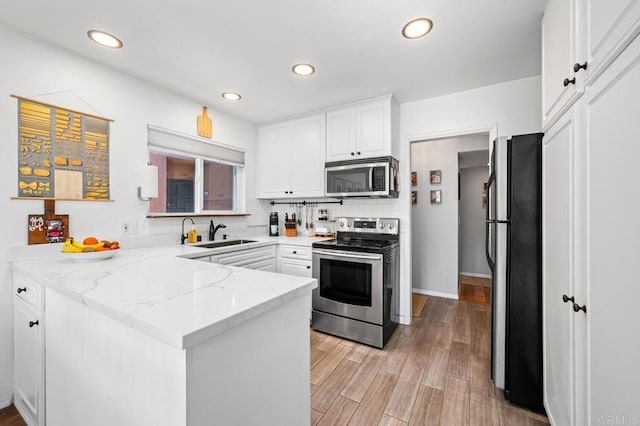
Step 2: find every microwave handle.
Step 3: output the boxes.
[369,168,374,191]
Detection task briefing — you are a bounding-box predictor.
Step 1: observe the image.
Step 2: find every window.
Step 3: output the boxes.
[147,125,245,215]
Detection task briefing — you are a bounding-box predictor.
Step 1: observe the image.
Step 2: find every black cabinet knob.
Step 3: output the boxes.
[285,191,289,194]
[573,303,587,313]
[306,265,311,269]
[357,151,361,155]
[562,294,575,303]
[350,152,355,156]
[573,62,588,72]
[29,320,39,328]
[564,77,576,87]
[17,287,27,294]
[292,250,297,254]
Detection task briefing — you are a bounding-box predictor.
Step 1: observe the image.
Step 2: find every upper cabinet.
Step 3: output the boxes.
[256,113,326,199]
[542,0,583,131]
[542,0,640,130]
[326,96,397,162]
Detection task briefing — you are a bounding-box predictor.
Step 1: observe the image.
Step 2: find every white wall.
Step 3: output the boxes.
[0,24,259,406]
[410,134,489,297]
[459,165,491,277]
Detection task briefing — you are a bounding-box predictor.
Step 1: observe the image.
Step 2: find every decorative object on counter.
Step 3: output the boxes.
[197,106,213,138]
[137,162,159,201]
[412,190,418,204]
[28,199,69,245]
[430,169,441,184]
[430,190,442,204]
[209,220,215,240]
[269,212,279,236]
[12,94,113,200]
[411,171,417,186]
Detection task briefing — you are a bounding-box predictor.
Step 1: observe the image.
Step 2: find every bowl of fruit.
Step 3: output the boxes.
[62,236,120,261]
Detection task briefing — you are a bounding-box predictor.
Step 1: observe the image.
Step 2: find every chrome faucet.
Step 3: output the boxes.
[211,223,226,241]
[181,217,195,245]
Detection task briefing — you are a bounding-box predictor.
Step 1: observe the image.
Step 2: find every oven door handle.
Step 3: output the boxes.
[313,249,382,261]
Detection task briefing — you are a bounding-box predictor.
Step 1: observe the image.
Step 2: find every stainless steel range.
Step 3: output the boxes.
[311,217,400,348]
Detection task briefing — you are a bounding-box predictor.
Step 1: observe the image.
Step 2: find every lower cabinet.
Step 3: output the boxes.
[277,245,312,278]
[210,245,277,272]
[13,273,45,426]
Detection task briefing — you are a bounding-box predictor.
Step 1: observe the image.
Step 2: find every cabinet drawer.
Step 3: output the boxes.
[280,258,313,278]
[13,272,43,309]
[211,245,276,266]
[280,245,312,260]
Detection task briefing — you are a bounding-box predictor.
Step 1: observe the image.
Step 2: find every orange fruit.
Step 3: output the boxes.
[83,236,99,245]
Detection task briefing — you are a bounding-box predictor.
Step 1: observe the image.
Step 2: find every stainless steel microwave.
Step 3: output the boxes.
[325,156,399,198]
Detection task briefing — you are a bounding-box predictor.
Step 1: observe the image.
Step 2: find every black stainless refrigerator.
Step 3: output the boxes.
[485,133,544,413]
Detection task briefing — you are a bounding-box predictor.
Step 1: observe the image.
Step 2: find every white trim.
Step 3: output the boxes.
[0,391,13,409]
[412,288,459,300]
[459,272,491,279]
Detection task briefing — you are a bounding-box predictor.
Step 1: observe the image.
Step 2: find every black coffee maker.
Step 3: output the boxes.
[269,212,279,236]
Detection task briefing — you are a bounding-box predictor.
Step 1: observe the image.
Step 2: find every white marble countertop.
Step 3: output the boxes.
[11,238,328,350]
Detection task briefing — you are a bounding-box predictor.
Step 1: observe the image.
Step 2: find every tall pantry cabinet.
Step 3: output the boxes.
[541,1,640,425]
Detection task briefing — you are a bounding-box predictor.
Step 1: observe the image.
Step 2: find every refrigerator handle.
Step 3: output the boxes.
[485,175,496,272]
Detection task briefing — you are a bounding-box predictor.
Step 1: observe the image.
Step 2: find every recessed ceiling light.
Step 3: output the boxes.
[402,18,433,39]
[292,63,315,76]
[87,30,123,49]
[221,92,241,101]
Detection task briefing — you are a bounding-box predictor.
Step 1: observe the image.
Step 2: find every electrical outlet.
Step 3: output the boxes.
[121,220,138,235]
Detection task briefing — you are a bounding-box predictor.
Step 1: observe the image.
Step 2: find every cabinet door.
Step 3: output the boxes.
[326,107,357,162]
[542,106,577,426]
[280,258,312,278]
[542,0,583,130]
[14,298,42,421]
[256,123,292,198]
[290,113,326,197]
[583,33,640,425]
[583,0,640,84]
[357,100,390,157]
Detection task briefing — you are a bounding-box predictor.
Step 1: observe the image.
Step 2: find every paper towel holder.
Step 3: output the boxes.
[138,163,159,201]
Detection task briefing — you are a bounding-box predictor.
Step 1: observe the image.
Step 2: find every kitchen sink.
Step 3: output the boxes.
[194,239,257,249]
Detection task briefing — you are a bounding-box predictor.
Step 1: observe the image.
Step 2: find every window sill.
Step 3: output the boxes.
[147,213,251,218]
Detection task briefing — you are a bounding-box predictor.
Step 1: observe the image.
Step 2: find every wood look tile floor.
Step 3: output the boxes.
[0,404,26,426]
[310,296,550,425]
[459,275,491,305]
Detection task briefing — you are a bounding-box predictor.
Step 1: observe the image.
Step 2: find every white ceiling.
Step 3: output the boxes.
[1,0,547,124]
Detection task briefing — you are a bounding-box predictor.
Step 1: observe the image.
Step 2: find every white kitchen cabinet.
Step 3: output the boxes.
[580,31,640,425]
[542,104,580,426]
[541,0,583,131]
[326,96,395,162]
[210,245,277,272]
[13,272,45,426]
[542,0,640,130]
[542,12,640,426]
[278,244,312,278]
[582,0,640,85]
[256,113,325,199]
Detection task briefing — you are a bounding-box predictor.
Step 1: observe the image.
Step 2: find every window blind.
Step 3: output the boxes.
[147,124,245,166]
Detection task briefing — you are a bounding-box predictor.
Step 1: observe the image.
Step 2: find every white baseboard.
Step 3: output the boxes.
[0,391,13,409]
[459,272,491,279]
[412,288,459,300]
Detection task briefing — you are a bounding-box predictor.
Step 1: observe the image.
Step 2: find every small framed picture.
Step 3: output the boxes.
[430,170,442,184]
[411,191,418,204]
[430,190,442,204]
[411,171,417,186]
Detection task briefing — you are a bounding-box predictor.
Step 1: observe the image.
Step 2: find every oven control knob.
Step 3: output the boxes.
[388,222,395,229]
[379,222,385,229]
[348,221,353,227]
[339,220,345,227]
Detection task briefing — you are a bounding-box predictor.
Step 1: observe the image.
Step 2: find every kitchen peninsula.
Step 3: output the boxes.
[11,245,315,426]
